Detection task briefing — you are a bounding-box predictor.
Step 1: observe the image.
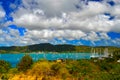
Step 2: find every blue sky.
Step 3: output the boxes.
[0,0,120,47]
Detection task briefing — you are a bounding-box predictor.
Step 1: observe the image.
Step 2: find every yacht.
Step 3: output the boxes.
[90,48,99,58]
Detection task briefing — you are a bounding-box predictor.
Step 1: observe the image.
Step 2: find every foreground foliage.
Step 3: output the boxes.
[0,60,11,73]
[0,57,120,80]
[17,54,33,71]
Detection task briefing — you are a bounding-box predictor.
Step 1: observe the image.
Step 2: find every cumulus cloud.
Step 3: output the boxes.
[0,6,5,18]
[82,31,110,41]
[21,0,79,17]
[111,5,120,18]
[11,9,113,32]
[24,29,86,40]
[0,28,119,46]
[10,0,120,32]
[0,5,6,29]
[9,3,17,9]
[0,28,19,46]
[112,38,120,45]
[1,0,120,46]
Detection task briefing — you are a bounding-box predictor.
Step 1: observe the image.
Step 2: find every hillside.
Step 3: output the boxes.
[0,43,120,53]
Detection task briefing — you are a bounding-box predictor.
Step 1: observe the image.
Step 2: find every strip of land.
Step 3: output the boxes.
[0,43,120,53]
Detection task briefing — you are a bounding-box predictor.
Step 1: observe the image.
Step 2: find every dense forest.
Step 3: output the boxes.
[0,43,120,53]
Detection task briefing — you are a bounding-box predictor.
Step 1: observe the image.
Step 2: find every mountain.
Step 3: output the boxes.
[0,43,120,53]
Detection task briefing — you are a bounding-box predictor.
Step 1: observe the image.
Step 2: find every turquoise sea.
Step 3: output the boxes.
[0,53,91,67]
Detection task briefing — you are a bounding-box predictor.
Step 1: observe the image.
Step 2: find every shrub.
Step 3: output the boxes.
[51,63,61,75]
[17,54,33,71]
[96,61,113,71]
[0,60,11,73]
[8,68,19,74]
[1,74,9,80]
[30,61,52,77]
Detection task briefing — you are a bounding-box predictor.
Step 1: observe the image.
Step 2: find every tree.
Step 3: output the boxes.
[17,54,33,71]
[0,60,11,73]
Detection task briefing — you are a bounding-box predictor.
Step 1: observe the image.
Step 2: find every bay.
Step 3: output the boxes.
[0,53,91,67]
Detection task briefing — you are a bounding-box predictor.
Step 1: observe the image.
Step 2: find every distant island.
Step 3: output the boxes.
[0,43,120,53]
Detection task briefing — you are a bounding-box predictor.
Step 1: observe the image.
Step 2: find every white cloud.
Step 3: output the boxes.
[12,30,111,45]
[9,3,17,9]
[82,31,101,41]
[21,0,79,17]
[10,0,120,32]
[112,0,120,4]
[12,11,114,32]
[0,6,5,18]
[23,29,86,41]
[0,28,19,46]
[0,28,119,46]
[0,29,3,34]
[111,5,120,18]
[99,32,110,40]
[1,0,120,46]
[0,5,6,29]
[76,1,110,18]
[113,38,120,44]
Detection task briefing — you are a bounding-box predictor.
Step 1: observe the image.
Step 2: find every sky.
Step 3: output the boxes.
[0,0,120,47]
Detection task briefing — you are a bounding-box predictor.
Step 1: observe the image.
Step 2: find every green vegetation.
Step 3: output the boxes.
[17,55,33,71]
[0,43,120,53]
[0,45,120,79]
[0,60,11,73]
[0,60,11,80]
[0,52,120,80]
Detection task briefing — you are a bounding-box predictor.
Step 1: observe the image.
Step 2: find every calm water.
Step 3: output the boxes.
[0,53,91,67]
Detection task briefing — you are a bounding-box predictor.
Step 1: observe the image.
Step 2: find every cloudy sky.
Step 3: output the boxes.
[0,0,120,46]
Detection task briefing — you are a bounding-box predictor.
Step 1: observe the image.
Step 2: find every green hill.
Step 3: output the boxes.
[0,43,120,53]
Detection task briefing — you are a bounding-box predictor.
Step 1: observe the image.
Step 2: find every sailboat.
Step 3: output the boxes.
[90,48,96,58]
[43,53,46,59]
[98,48,104,60]
[90,47,100,58]
[103,48,109,57]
